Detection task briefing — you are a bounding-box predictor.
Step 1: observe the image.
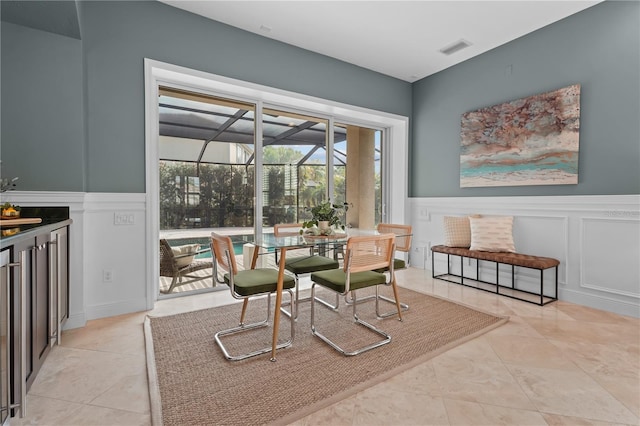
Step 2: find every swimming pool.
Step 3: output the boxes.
[167,235,256,257]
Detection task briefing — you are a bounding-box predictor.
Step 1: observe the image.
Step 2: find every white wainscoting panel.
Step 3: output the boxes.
[580,217,640,298]
[84,193,148,320]
[6,192,637,323]
[410,195,640,318]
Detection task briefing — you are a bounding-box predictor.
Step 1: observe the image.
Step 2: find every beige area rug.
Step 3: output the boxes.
[144,287,508,426]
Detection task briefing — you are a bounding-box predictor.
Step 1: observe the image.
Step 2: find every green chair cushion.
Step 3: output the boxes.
[310,268,387,293]
[285,255,339,275]
[224,268,295,297]
[374,258,406,273]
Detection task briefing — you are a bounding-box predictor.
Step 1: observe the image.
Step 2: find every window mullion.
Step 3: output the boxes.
[327,116,335,203]
[254,100,264,239]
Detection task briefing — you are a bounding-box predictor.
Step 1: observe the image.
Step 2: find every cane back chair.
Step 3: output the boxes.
[309,233,399,356]
[211,232,295,361]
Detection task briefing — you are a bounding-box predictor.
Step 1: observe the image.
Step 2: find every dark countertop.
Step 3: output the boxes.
[1,207,72,250]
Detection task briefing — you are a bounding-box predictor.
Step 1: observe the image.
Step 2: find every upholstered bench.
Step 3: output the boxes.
[431,245,559,306]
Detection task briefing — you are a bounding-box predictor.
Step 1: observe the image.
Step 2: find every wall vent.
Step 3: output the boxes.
[439,39,472,55]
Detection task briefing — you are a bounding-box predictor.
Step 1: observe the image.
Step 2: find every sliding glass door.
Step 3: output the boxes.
[156,86,385,297]
[158,87,256,231]
[260,108,331,227]
[157,87,256,295]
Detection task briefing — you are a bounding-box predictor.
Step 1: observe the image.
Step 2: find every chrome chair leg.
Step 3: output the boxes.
[214,290,295,361]
[281,275,340,320]
[344,274,408,319]
[311,284,391,356]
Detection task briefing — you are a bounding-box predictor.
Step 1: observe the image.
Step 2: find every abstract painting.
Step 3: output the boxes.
[460,84,580,188]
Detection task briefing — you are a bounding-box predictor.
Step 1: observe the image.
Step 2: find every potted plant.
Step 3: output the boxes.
[302,201,345,235]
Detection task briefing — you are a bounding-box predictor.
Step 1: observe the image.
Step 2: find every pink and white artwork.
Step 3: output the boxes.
[460,84,580,188]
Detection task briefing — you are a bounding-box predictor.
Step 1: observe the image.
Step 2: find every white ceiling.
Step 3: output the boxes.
[159,0,601,82]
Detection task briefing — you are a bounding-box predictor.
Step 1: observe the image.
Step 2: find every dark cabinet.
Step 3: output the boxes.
[1,249,11,425]
[1,214,72,422]
[13,233,51,393]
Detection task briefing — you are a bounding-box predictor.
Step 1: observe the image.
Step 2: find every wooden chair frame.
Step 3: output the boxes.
[211,233,295,361]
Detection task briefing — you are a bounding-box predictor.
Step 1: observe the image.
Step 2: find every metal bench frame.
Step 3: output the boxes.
[431,249,558,306]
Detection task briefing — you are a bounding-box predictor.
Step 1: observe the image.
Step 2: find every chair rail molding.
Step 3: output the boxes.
[410,194,640,318]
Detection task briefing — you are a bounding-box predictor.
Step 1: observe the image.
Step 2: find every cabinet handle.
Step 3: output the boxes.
[4,259,24,417]
[2,263,13,417]
[49,235,60,346]
[18,251,26,418]
[30,243,46,252]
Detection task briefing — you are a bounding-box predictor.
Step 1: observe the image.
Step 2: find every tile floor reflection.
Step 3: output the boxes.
[11,268,640,426]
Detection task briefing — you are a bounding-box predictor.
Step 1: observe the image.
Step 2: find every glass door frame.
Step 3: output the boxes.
[256,105,338,236]
[144,59,408,308]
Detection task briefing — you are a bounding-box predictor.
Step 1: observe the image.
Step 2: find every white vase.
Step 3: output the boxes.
[318,221,330,231]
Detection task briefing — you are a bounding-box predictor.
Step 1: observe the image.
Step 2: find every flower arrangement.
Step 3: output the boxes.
[302,201,346,235]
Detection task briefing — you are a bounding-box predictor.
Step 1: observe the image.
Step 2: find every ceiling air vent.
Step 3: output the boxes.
[439,39,472,56]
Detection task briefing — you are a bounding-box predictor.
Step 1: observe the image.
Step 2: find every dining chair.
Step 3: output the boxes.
[159,238,213,294]
[310,233,399,356]
[342,224,411,320]
[374,223,412,319]
[210,232,295,361]
[274,223,340,319]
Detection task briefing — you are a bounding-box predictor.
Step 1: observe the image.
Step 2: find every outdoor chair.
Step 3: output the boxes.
[211,232,295,361]
[310,233,399,356]
[159,238,213,294]
[274,223,340,319]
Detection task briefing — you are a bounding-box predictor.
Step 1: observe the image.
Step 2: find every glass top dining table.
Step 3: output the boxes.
[242,228,405,361]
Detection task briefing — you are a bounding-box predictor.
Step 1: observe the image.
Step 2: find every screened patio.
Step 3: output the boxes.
[157,87,382,295]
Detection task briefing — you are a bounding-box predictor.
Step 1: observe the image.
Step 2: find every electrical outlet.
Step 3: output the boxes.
[103,269,113,283]
[114,212,135,225]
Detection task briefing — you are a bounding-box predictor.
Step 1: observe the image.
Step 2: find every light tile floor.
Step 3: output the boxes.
[11,268,640,426]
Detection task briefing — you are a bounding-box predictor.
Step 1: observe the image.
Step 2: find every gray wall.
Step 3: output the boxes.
[4,1,638,196]
[0,1,411,193]
[1,21,85,191]
[411,1,640,197]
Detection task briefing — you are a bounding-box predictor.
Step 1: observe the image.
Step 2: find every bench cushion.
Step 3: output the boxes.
[431,245,559,270]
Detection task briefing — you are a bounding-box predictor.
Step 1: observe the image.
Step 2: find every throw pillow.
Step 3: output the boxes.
[171,243,201,268]
[443,214,482,247]
[443,216,472,247]
[469,216,516,252]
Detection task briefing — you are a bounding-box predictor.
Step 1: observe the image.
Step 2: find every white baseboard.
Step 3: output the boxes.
[63,312,87,331]
[85,298,149,321]
[559,288,640,319]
